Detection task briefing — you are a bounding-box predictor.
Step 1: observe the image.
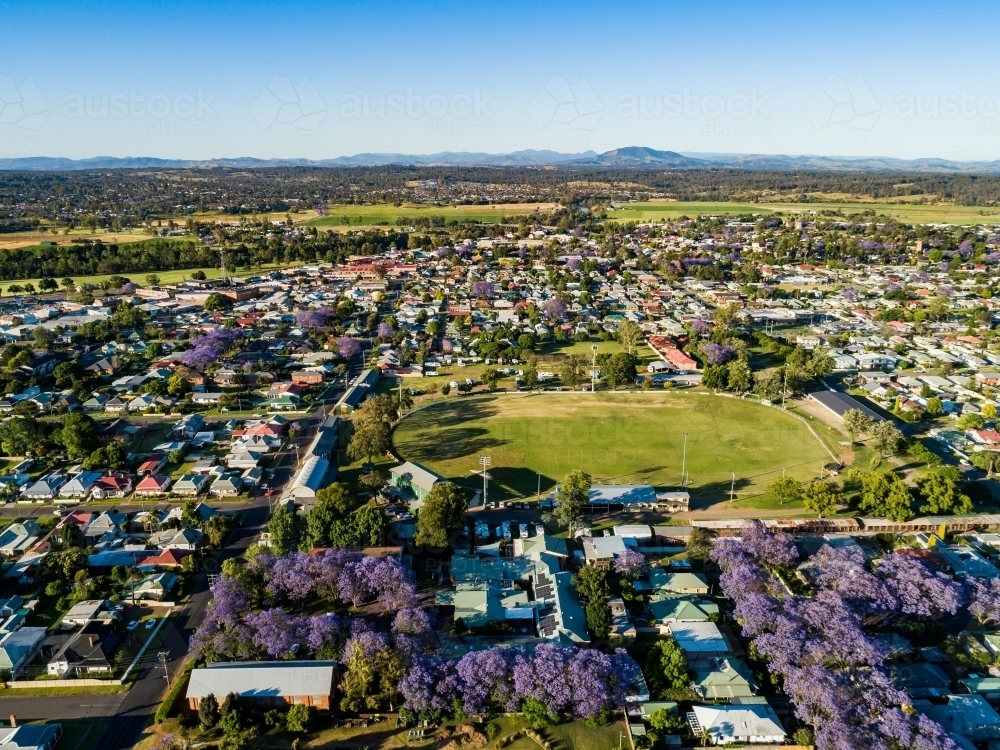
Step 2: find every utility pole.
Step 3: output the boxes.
[781,366,789,410]
[479,455,491,507]
[681,433,689,490]
[536,471,541,502]
[730,472,736,504]
[158,650,169,685]
[590,344,598,393]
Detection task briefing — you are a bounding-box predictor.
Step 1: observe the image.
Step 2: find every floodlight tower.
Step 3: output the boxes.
[590,344,599,392]
[479,455,492,506]
[681,433,689,490]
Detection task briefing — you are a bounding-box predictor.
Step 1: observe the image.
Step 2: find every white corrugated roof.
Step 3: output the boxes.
[186,661,336,699]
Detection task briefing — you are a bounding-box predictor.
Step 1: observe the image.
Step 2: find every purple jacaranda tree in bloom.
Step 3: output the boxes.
[377,322,394,339]
[840,287,861,302]
[178,344,223,369]
[338,337,361,358]
[472,281,495,299]
[701,342,735,366]
[392,607,431,636]
[810,545,894,619]
[613,549,648,579]
[543,298,567,321]
[455,647,517,715]
[690,319,713,337]
[295,308,334,328]
[875,553,964,618]
[245,607,309,657]
[967,577,1000,625]
[738,520,798,567]
[305,613,341,651]
[121,282,138,294]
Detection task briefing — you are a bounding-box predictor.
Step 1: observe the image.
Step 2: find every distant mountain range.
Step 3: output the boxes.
[4,146,1000,173]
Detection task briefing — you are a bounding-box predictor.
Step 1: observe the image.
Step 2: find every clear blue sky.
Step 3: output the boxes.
[1,0,998,161]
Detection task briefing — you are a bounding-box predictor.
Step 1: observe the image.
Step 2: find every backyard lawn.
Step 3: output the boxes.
[392,392,835,500]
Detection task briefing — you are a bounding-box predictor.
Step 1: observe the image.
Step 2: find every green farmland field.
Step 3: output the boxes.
[303,202,558,228]
[392,392,834,500]
[606,200,1000,225]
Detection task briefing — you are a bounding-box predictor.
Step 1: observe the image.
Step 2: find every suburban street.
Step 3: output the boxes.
[0,349,369,749]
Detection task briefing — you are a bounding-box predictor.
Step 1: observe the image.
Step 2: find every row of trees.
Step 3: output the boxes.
[713,522,963,749]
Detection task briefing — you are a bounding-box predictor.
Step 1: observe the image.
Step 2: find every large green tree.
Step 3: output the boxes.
[267,505,300,555]
[559,354,588,390]
[645,638,690,698]
[415,482,468,548]
[553,469,591,534]
[572,566,609,602]
[802,481,838,518]
[916,467,972,515]
[53,412,99,460]
[859,471,914,522]
[842,408,874,444]
[346,420,391,464]
[604,352,637,390]
[766,476,802,506]
[616,319,642,355]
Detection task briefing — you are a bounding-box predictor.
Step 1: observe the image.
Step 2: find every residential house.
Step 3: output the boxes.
[58,471,105,500]
[137,454,168,476]
[23,473,67,500]
[45,621,124,676]
[60,599,119,629]
[210,475,241,497]
[84,510,126,544]
[150,528,204,551]
[0,627,47,676]
[140,548,191,569]
[581,535,627,569]
[0,521,41,558]
[688,704,785,745]
[917,694,1000,743]
[0,724,62,750]
[650,569,710,595]
[667,621,731,657]
[103,397,127,414]
[173,414,204,439]
[650,597,719,626]
[691,657,758,700]
[134,475,172,497]
[128,572,178,601]
[186,661,339,711]
[172,474,209,496]
[91,473,133,499]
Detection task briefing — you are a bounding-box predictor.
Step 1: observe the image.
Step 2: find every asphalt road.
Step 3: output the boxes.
[0,693,125,721]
